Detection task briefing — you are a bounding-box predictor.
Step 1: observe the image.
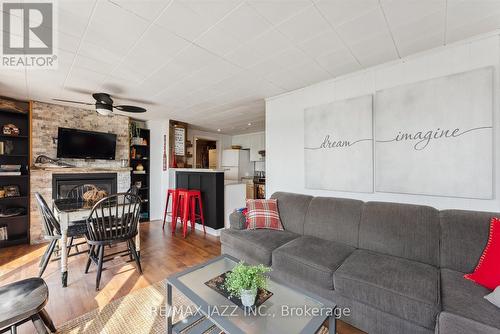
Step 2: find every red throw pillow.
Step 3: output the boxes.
[464,217,500,290]
[246,199,284,231]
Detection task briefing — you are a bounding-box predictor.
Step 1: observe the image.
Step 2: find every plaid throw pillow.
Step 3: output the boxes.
[246,199,284,230]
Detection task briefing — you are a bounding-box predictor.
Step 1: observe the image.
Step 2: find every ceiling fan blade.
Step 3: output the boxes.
[52,98,94,105]
[114,105,146,113]
[92,93,113,105]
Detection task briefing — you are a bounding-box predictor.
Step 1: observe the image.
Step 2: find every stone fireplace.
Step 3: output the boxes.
[52,173,117,199]
[30,168,130,243]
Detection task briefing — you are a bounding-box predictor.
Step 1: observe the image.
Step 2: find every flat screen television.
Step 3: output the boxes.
[57,127,117,160]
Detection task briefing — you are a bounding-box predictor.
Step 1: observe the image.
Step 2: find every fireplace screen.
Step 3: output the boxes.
[52,173,117,199]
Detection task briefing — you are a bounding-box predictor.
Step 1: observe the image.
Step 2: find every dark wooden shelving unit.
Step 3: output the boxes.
[130,125,150,222]
[0,98,31,248]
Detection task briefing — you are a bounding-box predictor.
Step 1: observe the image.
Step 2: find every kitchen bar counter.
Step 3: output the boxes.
[169,168,225,173]
[175,170,225,230]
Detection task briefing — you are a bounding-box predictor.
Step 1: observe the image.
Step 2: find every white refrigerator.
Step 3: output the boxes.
[222,149,253,180]
[208,149,217,169]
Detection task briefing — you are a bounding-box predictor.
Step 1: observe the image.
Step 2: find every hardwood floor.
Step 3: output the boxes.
[0,221,363,334]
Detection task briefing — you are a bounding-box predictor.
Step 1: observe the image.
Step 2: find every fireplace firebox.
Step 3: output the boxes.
[52,173,117,199]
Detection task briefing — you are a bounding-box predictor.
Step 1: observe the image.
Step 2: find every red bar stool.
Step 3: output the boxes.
[162,188,186,233]
[178,189,206,238]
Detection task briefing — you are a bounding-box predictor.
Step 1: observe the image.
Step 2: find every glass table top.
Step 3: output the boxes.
[169,255,334,334]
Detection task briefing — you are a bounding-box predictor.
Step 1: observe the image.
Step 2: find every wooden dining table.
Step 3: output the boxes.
[52,198,141,287]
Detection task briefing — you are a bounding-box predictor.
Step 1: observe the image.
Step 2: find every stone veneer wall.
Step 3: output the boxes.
[30,102,131,243]
[31,102,129,166]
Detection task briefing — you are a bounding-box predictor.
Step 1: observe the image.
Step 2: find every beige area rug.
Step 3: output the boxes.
[57,281,329,334]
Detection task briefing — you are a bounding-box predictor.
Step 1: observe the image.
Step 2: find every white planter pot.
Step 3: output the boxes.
[132,137,142,145]
[240,289,257,307]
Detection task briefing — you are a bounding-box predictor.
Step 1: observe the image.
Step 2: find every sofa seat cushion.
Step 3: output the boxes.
[272,236,355,290]
[334,250,440,329]
[441,268,500,329]
[220,229,299,265]
[437,312,500,334]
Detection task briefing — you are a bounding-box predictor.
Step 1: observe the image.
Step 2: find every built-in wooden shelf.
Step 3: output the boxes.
[0,135,28,139]
[130,124,150,222]
[0,196,28,202]
[0,97,31,248]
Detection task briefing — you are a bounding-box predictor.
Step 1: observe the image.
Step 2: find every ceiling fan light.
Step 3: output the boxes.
[95,102,113,116]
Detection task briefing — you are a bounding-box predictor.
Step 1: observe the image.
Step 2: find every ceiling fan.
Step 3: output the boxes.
[53,93,146,116]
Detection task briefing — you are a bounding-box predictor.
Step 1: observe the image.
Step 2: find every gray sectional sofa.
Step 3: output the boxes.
[220,192,500,334]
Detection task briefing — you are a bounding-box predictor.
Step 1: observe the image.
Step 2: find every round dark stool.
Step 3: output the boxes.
[0,277,56,334]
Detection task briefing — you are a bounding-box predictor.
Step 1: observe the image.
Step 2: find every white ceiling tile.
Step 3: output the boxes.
[349,32,399,67]
[56,0,96,38]
[155,1,211,40]
[121,24,191,76]
[182,0,243,24]
[447,11,500,43]
[390,10,445,44]
[397,32,444,57]
[336,7,391,44]
[315,47,361,76]
[265,68,303,91]
[289,61,332,85]
[246,58,287,78]
[266,47,310,69]
[216,3,272,41]
[110,0,172,20]
[297,30,344,58]
[276,6,331,43]
[446,0,500,43]
[195,25,242,55]
[244,29,293,57]
[226,28,294,67]
[77,40,123,68]
[137,61,193,96]
[225,44,270,67]
[82,0,149,57]
[381,0,445,28]
[73,54,115,76]
[247,0,312,26]
[56,33,82,54]
[64,67,109,91]
[173,44,222,71]
[447,0,500,30]
[106,64,148,85]
[315,0,379,26]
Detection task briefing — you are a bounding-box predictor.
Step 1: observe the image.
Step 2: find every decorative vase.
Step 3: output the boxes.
[136,163,144,171]
[240,289,257,307]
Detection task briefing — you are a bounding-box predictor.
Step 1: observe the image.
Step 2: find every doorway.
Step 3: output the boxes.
[195,138,217,169]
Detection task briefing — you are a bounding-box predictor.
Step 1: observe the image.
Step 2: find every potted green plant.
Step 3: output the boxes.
[129,122,142,145]
[224,262,271,307]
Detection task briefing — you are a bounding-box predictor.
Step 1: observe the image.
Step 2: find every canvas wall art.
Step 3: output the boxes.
[304,95,373,193]
[375,67,493,199]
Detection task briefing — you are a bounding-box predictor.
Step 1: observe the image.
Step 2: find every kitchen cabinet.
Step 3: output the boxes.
[232,134,251,150]
[249,134,265,161]
[233,132,265,162]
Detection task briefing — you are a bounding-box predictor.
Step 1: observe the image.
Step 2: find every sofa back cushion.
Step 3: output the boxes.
[359,201,440,266]
[270,192,313,235]
[440,209,498,273]
[304,197,363,247]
